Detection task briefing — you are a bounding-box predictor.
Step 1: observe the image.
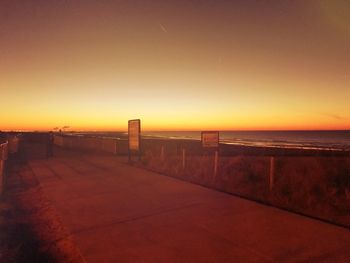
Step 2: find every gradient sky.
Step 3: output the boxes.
[1,0,349,131]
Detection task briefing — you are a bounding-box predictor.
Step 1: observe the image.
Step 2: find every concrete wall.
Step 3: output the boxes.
[53,135,128,155]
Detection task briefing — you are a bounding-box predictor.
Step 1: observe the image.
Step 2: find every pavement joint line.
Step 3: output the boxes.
[71,202,204,236]
[67,156,115,172]
[303,244,350,262]
[197,222,276,263]
[56,159,91,176]
[35,202,204,251]
[60,155,133,179]
[79,157,114,171]
[39,162,64,180]
[59,158,124,181]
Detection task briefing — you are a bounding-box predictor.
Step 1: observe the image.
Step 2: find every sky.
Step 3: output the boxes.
[1,0,349,131]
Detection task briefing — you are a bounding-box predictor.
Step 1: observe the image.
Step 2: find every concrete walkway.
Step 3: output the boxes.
[26,149,350,262]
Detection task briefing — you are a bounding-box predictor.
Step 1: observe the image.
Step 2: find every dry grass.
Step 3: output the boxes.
[271,157,350,224]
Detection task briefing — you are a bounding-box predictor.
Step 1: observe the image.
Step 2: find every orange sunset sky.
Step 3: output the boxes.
[1,0,349,131]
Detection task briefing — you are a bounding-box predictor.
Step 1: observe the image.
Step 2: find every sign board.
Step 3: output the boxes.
[128,119,141,152]
[201,131,219,148]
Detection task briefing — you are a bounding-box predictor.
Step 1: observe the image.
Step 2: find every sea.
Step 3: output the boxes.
[71,130,350,152]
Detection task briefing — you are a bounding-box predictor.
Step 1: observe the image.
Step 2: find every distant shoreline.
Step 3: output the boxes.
[5,131,350,156]
[69,130,350,153]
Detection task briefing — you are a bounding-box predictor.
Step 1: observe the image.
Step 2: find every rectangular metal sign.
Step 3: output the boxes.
[128,119,141,152]
[201,131,219,148]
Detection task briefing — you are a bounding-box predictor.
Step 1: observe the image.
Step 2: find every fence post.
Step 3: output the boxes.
[269,156,275,191]
[214,150,218,179]
[114,140,118,155]
[182,148,186,169]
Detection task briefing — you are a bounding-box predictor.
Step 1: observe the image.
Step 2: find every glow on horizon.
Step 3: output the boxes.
[0,1,349,131]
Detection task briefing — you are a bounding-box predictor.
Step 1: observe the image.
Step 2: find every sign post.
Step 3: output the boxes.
[201,131,220,179]
[128,119,141,162]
